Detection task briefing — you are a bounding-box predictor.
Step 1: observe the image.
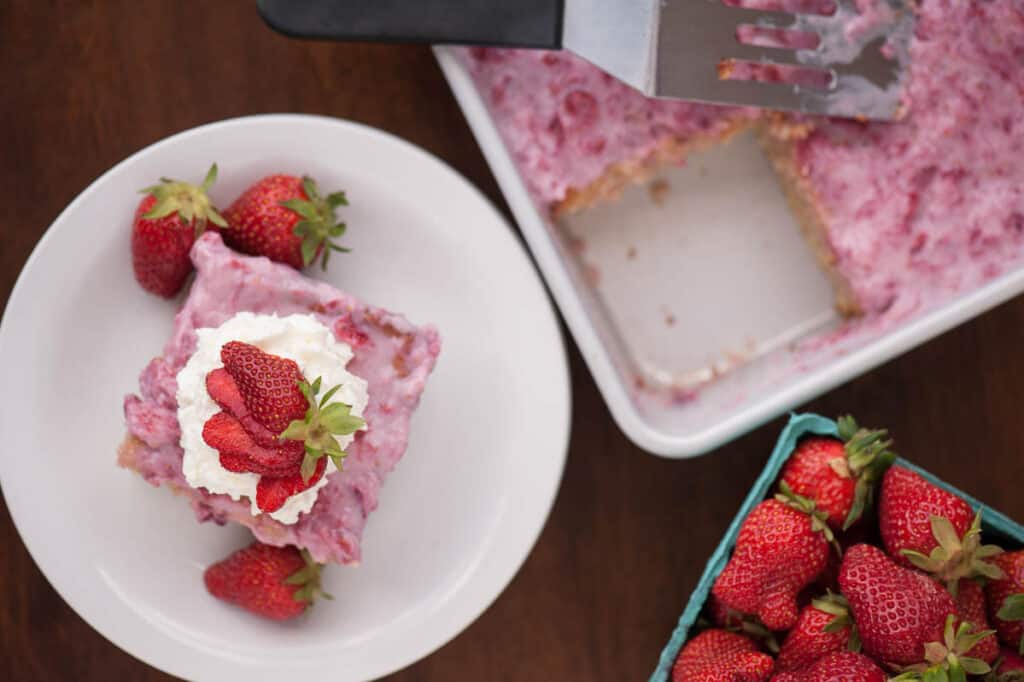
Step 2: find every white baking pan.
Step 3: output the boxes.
[435,45,1024,458]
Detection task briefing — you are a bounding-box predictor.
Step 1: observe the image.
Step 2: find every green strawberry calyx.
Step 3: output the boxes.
[279,176,350,270]
[833,415,898,530]
[284,549,333,605]
[776,481,841,555]
[814,591,862,653]
[901,511,1005,594]
[279,376,365,483]
[140,163,227,235]
[996,593,1024,655]
[891,614,996,682]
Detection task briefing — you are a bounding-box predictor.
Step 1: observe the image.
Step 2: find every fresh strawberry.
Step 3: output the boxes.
[131,164,226,297]
[779,416,895,530]
[994,648,1024,680]
[221,341,309,438]
[707,595,780,653]
[770,652,886,682]
[671,630,773,682]
[839,543,969,666]
[988,551,1024,653]
[222,174,350,269]
[776,594,857,672]
[203,541,329,621]
[256,458,328,513]
[888,613,997,680]
[712,490,833,631]
[957,578,1001,663]
[879,466,1004,591]
[709,593,744,629]
[201,411,303,477]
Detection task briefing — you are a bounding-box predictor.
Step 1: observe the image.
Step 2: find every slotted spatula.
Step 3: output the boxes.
[258,0,914,121]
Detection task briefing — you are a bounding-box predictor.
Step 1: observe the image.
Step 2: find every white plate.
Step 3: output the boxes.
[0,115,570,681]
[436,45,1024,457]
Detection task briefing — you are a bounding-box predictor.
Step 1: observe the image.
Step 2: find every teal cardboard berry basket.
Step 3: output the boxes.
[649,412,1024,682]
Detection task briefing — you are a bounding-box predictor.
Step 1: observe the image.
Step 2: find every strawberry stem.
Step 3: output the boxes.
[284,549,331,604]
[279,376,365,482]
[279,175,351,269]
[140,163,227,235]
[902,511,1006,592]
[836,415,898,530]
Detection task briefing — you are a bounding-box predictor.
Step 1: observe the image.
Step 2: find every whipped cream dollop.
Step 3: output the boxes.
[176,312,369,524]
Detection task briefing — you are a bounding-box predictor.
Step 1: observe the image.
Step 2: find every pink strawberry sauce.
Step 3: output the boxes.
[463,0,1024,320]
[792,0,1024,317]
[122,232,441,565]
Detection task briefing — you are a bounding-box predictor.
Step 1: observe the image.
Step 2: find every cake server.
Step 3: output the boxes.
[257,0,914,121]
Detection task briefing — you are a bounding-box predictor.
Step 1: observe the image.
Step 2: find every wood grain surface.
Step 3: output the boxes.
[3,2,1023,680]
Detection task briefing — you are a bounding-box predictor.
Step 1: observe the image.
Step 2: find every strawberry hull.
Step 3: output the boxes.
[649,412,1024,682]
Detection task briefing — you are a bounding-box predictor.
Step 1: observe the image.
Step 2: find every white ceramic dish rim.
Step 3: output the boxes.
[0,113,572,681]
[434,44,1024,458]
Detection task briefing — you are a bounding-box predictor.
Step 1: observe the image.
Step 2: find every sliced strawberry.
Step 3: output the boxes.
[256,458,328,513]
[205,367,283,447]
[221,341,309,435]
[201,411,303,477]
[206,367,247,415]
[218,450,252,473]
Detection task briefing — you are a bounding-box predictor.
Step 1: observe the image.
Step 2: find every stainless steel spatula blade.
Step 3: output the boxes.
[258,0,915,121]
[563,0,915,120]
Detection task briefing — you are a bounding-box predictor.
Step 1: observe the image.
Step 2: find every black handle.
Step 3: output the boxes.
[257,0,563,49]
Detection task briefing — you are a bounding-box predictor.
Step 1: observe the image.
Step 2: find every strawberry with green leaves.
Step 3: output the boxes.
[987,551,1024,654]
[839,543,996,670]
[889,614,997,681]
[775,593,858,673]
[990,648,1024,680]
[770,652,887,682]
[712,487,834,631]
[204,541,329,621]
[223,174,350,269]
[671,629,773,682]
[779,416,895,530]
[131,164,226,297]
[201,341,364,513]
[879,466,1004,593]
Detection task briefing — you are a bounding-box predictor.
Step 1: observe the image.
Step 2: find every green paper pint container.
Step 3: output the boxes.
[649,412,1024,682]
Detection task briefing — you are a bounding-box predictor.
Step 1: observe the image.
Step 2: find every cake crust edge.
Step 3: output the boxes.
[553,118,754,217]
[117,432,327,557]
[756,122,862,317]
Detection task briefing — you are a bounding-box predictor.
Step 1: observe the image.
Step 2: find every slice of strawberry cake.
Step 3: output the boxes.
[119,232,440,565]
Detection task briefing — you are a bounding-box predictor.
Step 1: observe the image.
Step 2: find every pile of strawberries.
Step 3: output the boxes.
[131,164,351,297]
[673,417,1024,681]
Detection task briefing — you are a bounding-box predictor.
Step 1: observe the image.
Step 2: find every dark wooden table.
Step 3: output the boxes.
[3,2,1023,680]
